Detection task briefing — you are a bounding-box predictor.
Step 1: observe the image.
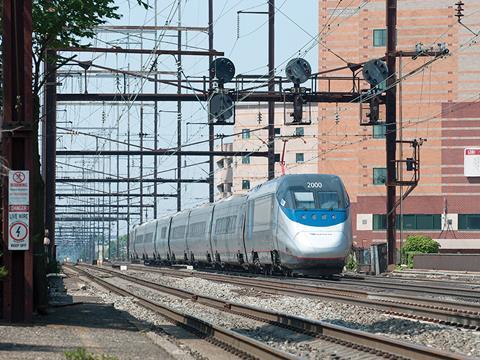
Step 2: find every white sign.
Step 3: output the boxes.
[464,148,480,177]
[8,171,29,250]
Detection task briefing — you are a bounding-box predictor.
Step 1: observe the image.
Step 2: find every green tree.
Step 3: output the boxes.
[109,235,128,260]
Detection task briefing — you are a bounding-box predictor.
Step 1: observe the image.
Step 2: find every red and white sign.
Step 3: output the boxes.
[8,171,29,250]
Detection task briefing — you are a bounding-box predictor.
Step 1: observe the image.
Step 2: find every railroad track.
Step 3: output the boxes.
[64,264,296,360]
[125,264,480,329]
[70,264,471,360]
[320,275,480,301]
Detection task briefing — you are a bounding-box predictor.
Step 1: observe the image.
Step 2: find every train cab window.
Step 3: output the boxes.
[318,192,339,210]
[293,192,316,209]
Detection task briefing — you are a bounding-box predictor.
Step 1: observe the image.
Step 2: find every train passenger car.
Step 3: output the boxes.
[142,220,157,261]
[185,204,214,264]
[210,196,247,265]
[154,216,171,261]
[168,210,190,262]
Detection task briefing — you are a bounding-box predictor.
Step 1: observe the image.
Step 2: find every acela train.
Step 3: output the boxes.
[130,174,352,275]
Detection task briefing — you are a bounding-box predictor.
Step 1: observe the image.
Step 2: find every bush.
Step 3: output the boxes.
[401,235,440,268]
[345,254,357,271]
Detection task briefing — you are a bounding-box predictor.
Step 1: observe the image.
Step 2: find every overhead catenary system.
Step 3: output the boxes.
[51,0,387,264]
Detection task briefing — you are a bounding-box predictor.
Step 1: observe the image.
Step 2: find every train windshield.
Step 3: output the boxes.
[277,176,348,211]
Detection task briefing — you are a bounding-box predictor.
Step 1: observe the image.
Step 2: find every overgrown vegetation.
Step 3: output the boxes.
[65,348,118,360]
[401,235,440,268]
[108,235,128,260]
[345,254,357,271]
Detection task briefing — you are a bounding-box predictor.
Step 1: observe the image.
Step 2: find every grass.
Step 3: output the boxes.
[64,348,118,360]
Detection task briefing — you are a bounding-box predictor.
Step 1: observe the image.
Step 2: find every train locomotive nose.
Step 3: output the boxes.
[293,230,350,258]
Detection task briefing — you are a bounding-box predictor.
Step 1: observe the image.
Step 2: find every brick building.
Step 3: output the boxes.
[215,104,319,198]
[318,0,480,252]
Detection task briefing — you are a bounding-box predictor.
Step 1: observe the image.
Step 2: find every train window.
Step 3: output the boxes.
[253,196,273,227]
[318,192,339,210]
[171,226,186,239]
[294,192,316,210]
[188,222,206,236]
[215,216,237,234]
[136,234,144,244]
[161,227,167,239]
[144,233,153,243]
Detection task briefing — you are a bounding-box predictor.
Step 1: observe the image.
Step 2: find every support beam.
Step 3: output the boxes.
[58,47,223,57]
[56,178,209,183]
[56,150,269,157]
[56,218,128,222]
[55,204,155,208]
[386,0,398,267]
[44,50,57,261]
[1,0,34,322]
[96,25,209,32]
[57,92,362,103]
[208,0,214,203]
[267,0,275,180]
[56,193,177,198]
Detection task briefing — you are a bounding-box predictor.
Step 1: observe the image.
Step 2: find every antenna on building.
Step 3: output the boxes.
[439,197,456,239]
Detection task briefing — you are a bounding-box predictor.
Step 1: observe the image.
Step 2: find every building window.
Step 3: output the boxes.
[274,127,281,135]
[459,214,480,230]
[373,214,387,230]
[373,29,386,47]
[373,123,386,139]
[373,168,387,185]
[373,214,441,230]
[242,155,250,164]
[295,127,304,136]
[242,180,250,190]
[242,129,250,139]
[295,153,304,163]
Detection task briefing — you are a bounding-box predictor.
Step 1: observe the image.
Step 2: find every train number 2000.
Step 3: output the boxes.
[306,182,323,189]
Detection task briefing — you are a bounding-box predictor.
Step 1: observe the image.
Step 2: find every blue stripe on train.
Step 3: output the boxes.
[281,207,347,227]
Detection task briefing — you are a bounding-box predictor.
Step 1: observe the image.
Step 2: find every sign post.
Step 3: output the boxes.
[2,0,34,322]
[8,171,30,250]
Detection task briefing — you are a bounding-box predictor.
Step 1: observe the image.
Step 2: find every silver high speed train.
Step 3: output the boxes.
[130,174,352,275]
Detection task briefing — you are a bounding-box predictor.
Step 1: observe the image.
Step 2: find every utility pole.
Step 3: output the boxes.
[208,0,214,202]
[386,0,397,266]
[177,0,182,211]
[45,50,57,262]
[267,0,275,180]
[2,0,34,322]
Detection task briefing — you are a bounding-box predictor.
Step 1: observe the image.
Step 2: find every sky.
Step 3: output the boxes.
[55,0,319,257]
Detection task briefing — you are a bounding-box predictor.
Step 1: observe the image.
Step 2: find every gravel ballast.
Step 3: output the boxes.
[96,276,384,359]
[124,269,480,357]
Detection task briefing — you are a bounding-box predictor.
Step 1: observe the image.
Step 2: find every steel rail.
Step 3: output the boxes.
[329,276,480,300]
[65,265,297,360]
[78,264,472,360]
[126,265,480,329]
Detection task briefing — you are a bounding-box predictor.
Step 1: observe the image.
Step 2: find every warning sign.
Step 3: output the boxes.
[8,171,29,250]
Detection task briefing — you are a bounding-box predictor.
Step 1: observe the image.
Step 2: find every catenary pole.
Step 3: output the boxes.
[386,0,398,266]
[267,0,275,179]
